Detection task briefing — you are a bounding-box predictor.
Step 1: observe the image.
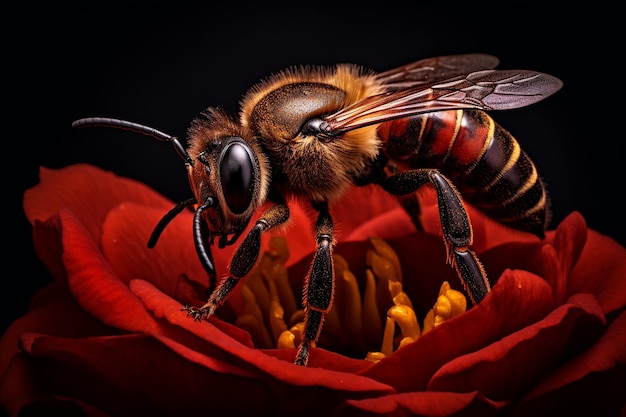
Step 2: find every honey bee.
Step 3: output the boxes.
[72,53,562,366]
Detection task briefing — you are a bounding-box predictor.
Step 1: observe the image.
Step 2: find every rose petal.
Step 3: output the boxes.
[516,310,626,415]
[31,215,67,283]
[345,208,417,242]
[102,203,219,294]
[130,279,395,396]
[103,201,320,296]
[337,390,507,417]
[538,212,587,305]
[128,277,255,348]
[328,185,404,237]
[7,394,111,417]
[288,233,463,319]
[570,229,626,315]
[24,164,173,245]
[344,188,540,253]
[359,269,554,393]
[427,293,606,400]
[11,332,277,416]
[0,282,114,378]
[60,209,163,333]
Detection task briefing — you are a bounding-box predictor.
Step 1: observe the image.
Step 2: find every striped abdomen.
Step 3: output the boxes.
[380,109,549,238]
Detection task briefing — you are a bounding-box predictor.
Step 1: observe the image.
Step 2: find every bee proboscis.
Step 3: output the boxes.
[72,53,562,366]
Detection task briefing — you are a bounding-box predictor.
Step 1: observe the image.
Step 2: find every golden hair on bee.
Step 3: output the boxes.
[235,64,386,204]
[239,63,384,126]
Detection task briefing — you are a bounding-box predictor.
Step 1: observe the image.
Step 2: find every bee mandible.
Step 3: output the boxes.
[72,53,563,366]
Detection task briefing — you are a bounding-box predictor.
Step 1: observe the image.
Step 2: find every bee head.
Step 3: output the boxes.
[187,108,270,246]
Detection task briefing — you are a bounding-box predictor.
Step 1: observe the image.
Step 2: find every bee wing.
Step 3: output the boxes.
[324,69,563,134]
[375,53,500,89]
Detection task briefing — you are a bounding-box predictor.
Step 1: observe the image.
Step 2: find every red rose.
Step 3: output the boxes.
[2,163,624,416]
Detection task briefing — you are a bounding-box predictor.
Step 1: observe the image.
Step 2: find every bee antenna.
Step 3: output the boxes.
[148,197,198,248]
[72,117,193,165]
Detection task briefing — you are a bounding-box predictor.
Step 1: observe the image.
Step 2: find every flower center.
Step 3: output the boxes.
[224,236,467,362]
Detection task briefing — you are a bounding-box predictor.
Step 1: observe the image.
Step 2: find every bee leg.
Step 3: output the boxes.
[295,203,334,366]
[381,169,490,305]
[182,202,290,321]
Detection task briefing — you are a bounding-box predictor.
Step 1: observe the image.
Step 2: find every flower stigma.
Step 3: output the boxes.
[223,236,467,363]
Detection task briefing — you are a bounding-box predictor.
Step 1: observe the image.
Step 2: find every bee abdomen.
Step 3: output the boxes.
[383,110,549,237]
[455,123,549,238]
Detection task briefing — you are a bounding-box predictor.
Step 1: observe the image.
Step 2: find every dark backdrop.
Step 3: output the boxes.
[6,5,619,335]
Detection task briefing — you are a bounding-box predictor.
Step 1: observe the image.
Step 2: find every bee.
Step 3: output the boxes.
[72,53,562,366]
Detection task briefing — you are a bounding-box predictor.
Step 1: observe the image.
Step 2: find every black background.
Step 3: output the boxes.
[5,4,619,337]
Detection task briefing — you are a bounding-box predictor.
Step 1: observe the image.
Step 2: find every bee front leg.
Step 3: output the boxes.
[295,203,334,366]
[381,169,490,305]
[183,202,290,321]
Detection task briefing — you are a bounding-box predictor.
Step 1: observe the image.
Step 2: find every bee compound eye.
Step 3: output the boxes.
[219,141,256,215]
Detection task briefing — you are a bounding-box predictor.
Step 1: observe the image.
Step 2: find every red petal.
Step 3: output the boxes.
[288,233,463,318]
[130,279,395,395]
[281,200,326,267]
[464,202,541,253]
[359,269,554,392]
[343,188,539,254]
[127,277,254,348]
[59,209,162,333]
[337,390,507,417]
[101,203,220,295]
[31,215,66,283]
[327,185,404,237]
[8,333,278,416]
[517,310,626,414]
[24,164,173,244]
[570,229,626,315]
[427,293,606,400]
[345,208,417,242]
[0,282,114,378]
[539,212,587,305]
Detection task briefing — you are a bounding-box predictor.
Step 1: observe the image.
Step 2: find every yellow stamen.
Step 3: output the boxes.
[423,281,467,333]
[268,298,288,344]
[388,280,413,309]
[277,329,296,349]
[261,238,298,321]
[277,322,315,350]
[362,269,383,347]
[225,235,466,364]
[387,304,420,341]
[367,238,402,317]
[235,314,274,349]
[423,309,435,334]
[367,237,402,283]
[380,316,396,357]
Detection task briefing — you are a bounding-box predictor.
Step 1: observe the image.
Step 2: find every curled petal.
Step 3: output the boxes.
[2,332,276,416]
[102,203,222,295]
[0,282,114,378]
[31,215,66,283]
[24,165,173,244]
[130,279,395,395]
[360,269,554,392]
[60,209,163,333]
[570,230,626,315]
[345,188,539,253]
[427,293,606,400]
[516,310,626,416]
[336,390,508,417]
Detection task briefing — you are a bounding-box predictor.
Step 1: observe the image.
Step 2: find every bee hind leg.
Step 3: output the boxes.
[381,169,490,305]
[294,203,334,366]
